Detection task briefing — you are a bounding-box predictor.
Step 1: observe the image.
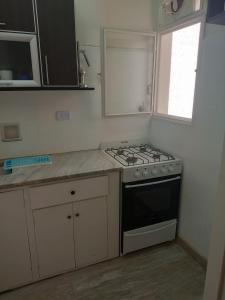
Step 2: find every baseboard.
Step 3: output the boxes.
[177,236,207,270]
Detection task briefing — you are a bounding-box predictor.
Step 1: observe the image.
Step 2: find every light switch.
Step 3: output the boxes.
[55,111,71,121]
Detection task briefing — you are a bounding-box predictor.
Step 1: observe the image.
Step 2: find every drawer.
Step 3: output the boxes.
[30,176,109,210]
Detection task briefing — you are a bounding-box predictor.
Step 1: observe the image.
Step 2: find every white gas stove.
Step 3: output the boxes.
[102,140,183,255]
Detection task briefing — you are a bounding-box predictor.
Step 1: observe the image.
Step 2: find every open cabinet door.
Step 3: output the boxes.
[203,136,225,300]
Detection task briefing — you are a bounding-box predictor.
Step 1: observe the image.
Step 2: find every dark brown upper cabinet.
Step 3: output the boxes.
[207,0,225,25]
[36,0,79,86]
[0,0,35,33]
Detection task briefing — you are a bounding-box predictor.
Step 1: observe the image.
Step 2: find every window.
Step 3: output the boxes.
[156,18,203,120]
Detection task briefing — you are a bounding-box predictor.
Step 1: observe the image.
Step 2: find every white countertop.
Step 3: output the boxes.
[0,150,121,190]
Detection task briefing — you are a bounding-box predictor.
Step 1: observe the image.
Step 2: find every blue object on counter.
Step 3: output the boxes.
[3,155,52,171]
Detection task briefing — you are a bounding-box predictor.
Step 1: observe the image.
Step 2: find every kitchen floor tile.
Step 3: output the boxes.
[0,243,206,300]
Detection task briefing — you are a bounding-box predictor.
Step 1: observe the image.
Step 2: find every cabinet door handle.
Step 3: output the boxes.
[0,22,6,26]
[44,55,50,85]
[70,190,76,195]
[76,41,80,86]
[75,213,80,217]
[67,215,72,219]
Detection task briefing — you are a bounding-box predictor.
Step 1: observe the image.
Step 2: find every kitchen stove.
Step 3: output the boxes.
[104,143,182,183]
[102,140,183,255]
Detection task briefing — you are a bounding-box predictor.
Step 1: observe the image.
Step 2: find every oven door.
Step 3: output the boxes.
[122,175,181,232]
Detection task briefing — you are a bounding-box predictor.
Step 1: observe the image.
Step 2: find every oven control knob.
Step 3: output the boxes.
[134,170,141,178]
[161,167,168,174]
[151,168,159,176]
[143,169,148,177]
[168,165,174,172]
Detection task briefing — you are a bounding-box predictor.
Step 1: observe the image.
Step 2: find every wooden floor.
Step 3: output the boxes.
[0,243,206,300]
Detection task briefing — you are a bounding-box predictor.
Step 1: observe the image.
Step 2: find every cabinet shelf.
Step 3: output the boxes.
[0,86,95,91]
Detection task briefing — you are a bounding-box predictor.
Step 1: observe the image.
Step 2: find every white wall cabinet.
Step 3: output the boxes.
[33,203,75,278]
[74,197,108,268]
[0,190,32,292]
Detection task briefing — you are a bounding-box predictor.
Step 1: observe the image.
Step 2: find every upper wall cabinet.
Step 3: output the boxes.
[0,0,35,33]
[0,0,93,90]
[207,0,225,25]
[36,0,79,86]
[0,32,41,87]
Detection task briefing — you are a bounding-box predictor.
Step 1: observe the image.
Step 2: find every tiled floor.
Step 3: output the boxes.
[0,243,206,300]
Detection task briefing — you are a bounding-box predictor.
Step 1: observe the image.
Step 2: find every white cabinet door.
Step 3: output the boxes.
[0,191,32,292]
[74,197,108,268]
[33,204,75,278]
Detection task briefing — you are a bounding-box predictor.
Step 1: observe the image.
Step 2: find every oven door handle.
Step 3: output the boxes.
[125,176,181,189]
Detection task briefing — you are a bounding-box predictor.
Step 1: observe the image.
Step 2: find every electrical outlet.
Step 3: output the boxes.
[55,111,71,121]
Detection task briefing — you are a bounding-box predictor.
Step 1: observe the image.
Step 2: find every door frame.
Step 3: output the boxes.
[203,135,225,300]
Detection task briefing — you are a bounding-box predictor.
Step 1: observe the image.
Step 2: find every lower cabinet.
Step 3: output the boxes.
[74,197,108,268]
[0,190,32,292]
[0,172,119,291]
[33,203,75,278]
[33,197,109,277]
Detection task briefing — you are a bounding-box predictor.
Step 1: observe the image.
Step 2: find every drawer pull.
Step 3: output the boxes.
[70,190,76,195]
[0,22,6,26]
[75,213,80,217]
[67,215,72,219]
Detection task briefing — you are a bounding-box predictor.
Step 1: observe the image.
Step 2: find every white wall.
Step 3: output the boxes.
[150,25,225,258]
[76,0,152,46]
[0,0,153,159]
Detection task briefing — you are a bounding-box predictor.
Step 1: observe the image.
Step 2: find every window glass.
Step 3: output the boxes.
[0,41,33,81]
[156,21,201,119]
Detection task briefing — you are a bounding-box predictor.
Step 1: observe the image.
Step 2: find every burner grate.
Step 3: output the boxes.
[105,144,175,167]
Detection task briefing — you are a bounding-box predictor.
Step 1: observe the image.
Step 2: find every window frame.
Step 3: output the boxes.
[153,12,206,124]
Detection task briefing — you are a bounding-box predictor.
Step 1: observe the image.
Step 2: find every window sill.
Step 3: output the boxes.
[152,113,193,126]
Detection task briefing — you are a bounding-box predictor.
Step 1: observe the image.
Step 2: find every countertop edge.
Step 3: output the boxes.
[0,167,122,191]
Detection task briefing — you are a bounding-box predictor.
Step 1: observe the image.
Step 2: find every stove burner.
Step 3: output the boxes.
[140,146,147,153]
[126,156,138,164]
[117,149,124,155]
[152,153,160,160]
[105,144,175,167]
